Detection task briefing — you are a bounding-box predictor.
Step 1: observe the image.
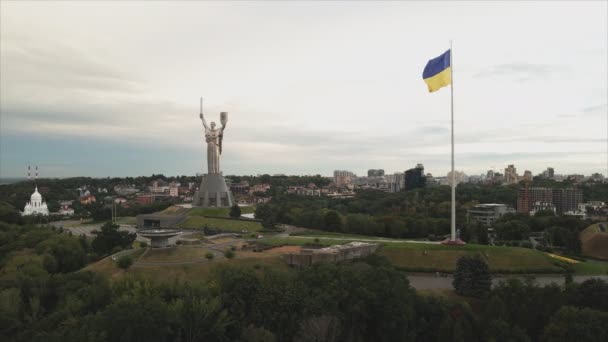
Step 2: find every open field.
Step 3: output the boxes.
[380,244,564,273]
[187,206,255,217]
[571,259,608,275]
[179,216,263,232]
[581,223,608,260]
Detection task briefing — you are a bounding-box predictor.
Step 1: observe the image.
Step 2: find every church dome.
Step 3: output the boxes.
[31,187,42,201]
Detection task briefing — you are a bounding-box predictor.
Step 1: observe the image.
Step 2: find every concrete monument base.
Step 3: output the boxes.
[193,173,234,207]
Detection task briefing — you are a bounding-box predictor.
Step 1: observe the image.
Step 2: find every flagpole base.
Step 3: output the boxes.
[441,238,466,246]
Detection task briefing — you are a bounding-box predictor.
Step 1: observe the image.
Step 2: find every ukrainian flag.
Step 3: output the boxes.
[422,49,452,93]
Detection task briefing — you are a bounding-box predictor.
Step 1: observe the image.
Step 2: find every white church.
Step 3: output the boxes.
[22,186,49,216]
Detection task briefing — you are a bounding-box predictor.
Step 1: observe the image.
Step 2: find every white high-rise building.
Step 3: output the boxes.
[22,186,49,216]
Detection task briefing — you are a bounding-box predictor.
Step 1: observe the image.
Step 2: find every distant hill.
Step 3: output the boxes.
[0,178,26,185]
[581,223,608,260]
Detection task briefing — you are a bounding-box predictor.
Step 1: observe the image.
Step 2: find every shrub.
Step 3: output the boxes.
[139,241,148,248]
[176,240,183,245]
[205,252,214,260]
[117,255,133,270]
[224,250,235,259]
[520,241,533,249]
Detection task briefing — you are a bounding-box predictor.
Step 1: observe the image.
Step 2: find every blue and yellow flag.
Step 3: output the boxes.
[422,50,452,93]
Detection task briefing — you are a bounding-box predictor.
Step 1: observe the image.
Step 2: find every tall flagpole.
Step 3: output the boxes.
[450,40,456,242]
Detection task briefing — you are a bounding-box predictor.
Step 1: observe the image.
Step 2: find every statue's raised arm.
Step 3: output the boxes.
[199,97,209,130]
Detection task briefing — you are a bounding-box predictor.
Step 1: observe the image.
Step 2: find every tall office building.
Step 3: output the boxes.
[367,169,385,177]
[404,164,426,190]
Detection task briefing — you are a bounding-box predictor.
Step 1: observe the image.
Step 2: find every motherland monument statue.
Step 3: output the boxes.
[193,98,234,207]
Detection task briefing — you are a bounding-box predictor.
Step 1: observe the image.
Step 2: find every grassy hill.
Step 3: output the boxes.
[581,223,608,260]
[261,236,566,274]
[85,249,288,283]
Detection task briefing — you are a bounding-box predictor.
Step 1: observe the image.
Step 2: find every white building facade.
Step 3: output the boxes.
[22,186,49,216]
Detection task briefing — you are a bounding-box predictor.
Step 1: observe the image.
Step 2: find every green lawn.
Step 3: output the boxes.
[179,216,263,232]
[187,206,255,217]
[261,236,566,274]
[571,259,608,275]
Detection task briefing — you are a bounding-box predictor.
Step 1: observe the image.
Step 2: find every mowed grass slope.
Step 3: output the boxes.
[261,236,565,274]
[581,223,608,260]
[85,252,289,283]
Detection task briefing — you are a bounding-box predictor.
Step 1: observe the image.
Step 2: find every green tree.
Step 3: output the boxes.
[453,255,492,297]
[542,306,608,342]
[255,204,276,229]
[567,279,608,311]
[230,204,242,218]
[224,250,235,259]
[495,220,531,240]
[323,210,342,231]
[117,255,133,270]
[205,252,214,261]
[91,222,136,256]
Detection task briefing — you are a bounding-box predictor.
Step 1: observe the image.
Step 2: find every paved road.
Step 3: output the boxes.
[407,274,608,290]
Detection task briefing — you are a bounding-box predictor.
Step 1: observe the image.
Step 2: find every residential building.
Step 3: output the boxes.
[114,184,139,196]
[541,167,555,179]
[230,181,250,194]
[517,187,553,213]
[136,194,155,205]
[468,204,515,226]
[80,194,96,205]
[517,187,582,215]
[333,170,355,186]
[566,174,585,183]
[249,183,271,195]
[504,164,518,184]
[522,170,533,182]
[590,173,605,182]
[530,201,556,216]
[169,182,179,197]
[149,179,170,193]
[446,170,467,186]
[552,188,583,214]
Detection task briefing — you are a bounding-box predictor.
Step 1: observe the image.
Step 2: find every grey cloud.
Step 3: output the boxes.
[0,35,142,93]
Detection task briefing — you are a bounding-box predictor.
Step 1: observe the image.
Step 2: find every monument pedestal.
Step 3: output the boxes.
[193,173,234,207]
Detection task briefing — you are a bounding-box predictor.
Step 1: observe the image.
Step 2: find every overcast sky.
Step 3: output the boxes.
[1,1,606,178]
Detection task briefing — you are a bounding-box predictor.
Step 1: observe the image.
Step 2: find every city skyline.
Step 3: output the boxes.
[1,1,607,178]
